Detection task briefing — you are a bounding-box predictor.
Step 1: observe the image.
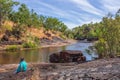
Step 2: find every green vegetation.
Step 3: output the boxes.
[1,0,120,58]
[94,11,120,58]
[23,34,40,48]
[0,0,19,26]
[22,41,38,48]
[64,29,74,39]
[72,9,120,58]
[0,0,70,50]
[85,49,92,55]
[0,0,68,35]
[72,22,98,40]
[6,45,20,51]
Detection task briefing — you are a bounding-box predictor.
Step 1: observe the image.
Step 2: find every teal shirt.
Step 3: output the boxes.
[17,61,27,73]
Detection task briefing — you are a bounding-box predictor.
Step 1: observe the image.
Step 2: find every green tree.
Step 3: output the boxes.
[43,17,68,33]
[28,9,40,27]
[0,0,19,26]
[95,12,120,58]
[17,4,30,25]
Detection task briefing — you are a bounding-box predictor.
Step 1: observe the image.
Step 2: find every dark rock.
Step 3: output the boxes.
[87,37,98,41]
[52,36,64,42]
[45,33,51,37]
[77,56,86,63]
[0,41,23,45]
[49,53,60,63]
[5,30,12,36]
[60,50,83,62]
[75,37,85,40]
[76,37,98,42]
[1,35,9,41]
[49,50,86,63]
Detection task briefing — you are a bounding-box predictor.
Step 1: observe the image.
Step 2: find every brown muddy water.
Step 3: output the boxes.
[0,42,98,64]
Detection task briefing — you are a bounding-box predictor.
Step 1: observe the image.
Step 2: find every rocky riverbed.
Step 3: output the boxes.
[0,58,120,80]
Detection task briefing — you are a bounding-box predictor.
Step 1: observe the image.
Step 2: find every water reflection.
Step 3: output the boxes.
[0,42,97,64]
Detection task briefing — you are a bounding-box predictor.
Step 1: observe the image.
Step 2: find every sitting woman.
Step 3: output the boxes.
[16,57,27,74]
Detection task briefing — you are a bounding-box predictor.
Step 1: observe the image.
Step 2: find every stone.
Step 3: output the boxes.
[58,76,64,80]
[90,68,97,72]
[49,53,60,63]
[49,50,86,63]
[66,73,71,77]
[60,50,83,62]
[77,56,86,63]
[105,64,112,68]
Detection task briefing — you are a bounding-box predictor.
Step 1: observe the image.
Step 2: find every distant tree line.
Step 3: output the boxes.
[72,22,98,41]
[72,9,120,58]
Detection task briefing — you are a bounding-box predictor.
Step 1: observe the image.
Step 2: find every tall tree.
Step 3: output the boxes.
[0,0,19,26]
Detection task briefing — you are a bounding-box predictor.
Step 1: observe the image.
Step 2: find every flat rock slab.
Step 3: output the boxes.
[1,58,120,80]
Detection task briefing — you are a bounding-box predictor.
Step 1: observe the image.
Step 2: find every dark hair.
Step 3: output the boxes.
[20,57,24,62]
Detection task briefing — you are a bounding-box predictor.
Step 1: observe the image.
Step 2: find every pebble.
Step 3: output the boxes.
[90,68,97,72]
[106,64,112,68]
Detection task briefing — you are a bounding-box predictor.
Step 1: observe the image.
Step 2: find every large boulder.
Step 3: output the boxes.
[60,50,83,62]
[49,50,86,63]
[49,53,60,63]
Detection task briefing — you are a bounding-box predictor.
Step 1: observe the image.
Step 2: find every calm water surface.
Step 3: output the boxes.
[0,41,98,64]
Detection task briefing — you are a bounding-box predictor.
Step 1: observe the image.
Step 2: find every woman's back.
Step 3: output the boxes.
[16,58,27,73]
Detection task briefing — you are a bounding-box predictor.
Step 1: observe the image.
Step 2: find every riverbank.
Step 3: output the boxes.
[40,39,77,48]
[0,58,120,80]
[0,39,77,51]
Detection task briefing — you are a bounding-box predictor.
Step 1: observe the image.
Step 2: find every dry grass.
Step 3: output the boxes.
[0,21,62,42]
[27,27,62,40]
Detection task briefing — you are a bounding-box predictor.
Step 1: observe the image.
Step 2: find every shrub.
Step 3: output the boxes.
[94,39,107,58]
[22,41,38,48]
[60,34,67,39]
[34,37,40,44]
[6,45,20,51]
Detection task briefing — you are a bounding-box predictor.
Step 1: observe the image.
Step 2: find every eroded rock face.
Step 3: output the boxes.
[49,53,60,63]
[49,50,86,63]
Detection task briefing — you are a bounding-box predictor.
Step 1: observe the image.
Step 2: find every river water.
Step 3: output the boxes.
[0,41,98,64]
